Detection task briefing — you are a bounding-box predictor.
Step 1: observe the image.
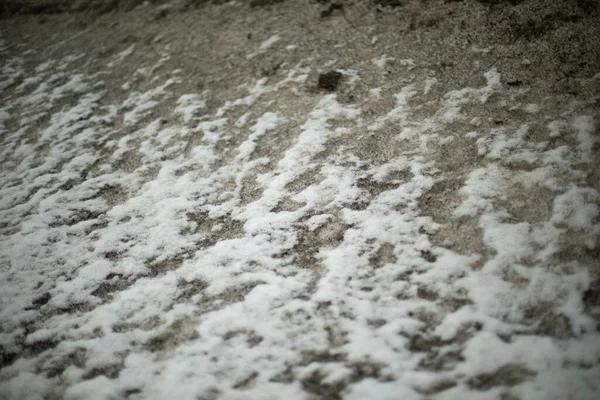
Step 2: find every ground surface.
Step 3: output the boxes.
[0,0,599,399]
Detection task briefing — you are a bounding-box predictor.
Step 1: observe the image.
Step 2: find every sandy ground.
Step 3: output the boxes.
[0,0,599,399]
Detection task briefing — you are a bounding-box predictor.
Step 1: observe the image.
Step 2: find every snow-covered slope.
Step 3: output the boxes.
[1,1,599,399]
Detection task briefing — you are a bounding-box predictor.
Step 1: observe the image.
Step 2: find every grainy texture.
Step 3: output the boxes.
[0,1,599,399]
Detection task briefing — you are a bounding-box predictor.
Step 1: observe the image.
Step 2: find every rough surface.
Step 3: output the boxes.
[0,0,599,399]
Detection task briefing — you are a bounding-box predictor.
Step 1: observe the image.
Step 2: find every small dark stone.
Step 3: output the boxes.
[318,71,343,91]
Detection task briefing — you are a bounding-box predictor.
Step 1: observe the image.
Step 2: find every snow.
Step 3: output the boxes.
[552,186,600,244]
[122,78,178,125]
[372,55,394,69]
[1,29,599,400]
[247,34,282,59]
[174,92,209,123]
[106,44,135,68]
[260,35,281,50]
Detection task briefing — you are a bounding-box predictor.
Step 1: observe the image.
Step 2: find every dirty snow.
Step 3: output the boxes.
[1,2,600,400]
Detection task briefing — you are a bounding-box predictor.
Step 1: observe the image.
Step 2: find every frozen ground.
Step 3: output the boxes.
[0,0,599,399]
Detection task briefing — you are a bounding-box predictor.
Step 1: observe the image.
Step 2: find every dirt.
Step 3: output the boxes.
[1,0,599,398]
[468,363,536,390]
